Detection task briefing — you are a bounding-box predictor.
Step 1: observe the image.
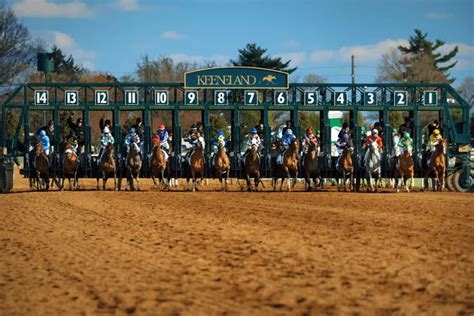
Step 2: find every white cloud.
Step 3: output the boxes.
[161,31,186,40]
[117,0,138,11]
[13,0,94,18]
[283,40,300,48]
[425,12,450,19]
[310,39,409,63]
[275,52,306,67]
[36,31,96,70]
[167,54,229,65]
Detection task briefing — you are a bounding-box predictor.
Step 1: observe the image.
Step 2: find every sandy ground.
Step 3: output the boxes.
[0,170,473,315]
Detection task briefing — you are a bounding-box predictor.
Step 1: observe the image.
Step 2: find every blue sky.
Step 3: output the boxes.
[8,0,474,86]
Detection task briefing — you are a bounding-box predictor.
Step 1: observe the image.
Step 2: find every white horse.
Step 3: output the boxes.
[365,141,382,192]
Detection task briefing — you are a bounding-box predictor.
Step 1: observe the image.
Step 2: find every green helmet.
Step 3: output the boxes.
[403,132,410,139]
[360,126,366,132]
[392,128,398,133]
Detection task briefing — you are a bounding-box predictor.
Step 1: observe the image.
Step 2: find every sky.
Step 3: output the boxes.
[7,0,474,86]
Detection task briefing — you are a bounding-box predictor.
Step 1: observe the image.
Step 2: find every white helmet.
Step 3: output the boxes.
[286,129,293,135]
[103,126,110,134]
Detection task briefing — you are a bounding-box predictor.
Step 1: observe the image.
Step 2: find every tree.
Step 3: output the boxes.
[136,55,197,82]
[0,5,34,85]
[304,73,326,83]
[230,43,297,73]
[458,76,474,106]
[49,45,85,79]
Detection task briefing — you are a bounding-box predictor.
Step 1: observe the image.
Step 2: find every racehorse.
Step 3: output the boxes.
[214,143,230,191]
[365,140,382,192]
[423,138,447,191]
[96,142,117,190]
[273,139,299,191]
[395,147,414,192]
[151,139,170,190]
[33,142,50,191]
[243,139,262,192]
[302,140,320,191]
[336,147,354,192]
[61,142,79,190]
[185,139,205,192]
[124,142,142,191]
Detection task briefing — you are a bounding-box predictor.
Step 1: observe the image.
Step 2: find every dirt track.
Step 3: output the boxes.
[1,172,473,315]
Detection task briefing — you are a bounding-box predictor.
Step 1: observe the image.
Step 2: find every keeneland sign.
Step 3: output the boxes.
[184,66,289,89]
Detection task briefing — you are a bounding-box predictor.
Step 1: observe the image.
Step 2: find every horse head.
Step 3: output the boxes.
[290,138,299,151]
[369,140,378,152]
[130,142,140,154]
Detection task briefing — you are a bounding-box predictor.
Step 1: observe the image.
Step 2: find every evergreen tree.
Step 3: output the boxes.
[231,43,296,73]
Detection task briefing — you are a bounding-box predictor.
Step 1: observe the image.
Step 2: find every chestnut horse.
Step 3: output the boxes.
[124,142,142,191]
[151,139,170,190]
[185,140,205,192]
[62,142,79,190]
[34,142,50,191]
[243,139,262,192]
[302,140,320,191]
[423,138,447,191]
[273,139,299,191]
[336,147,354,192]
[395,147,414,192]
[96,142,116,190]
[214,143,230,191]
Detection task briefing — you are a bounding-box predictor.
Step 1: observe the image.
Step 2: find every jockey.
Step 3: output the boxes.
[184,124,205,164]
[276,128,296,165]
[124,127,141,155]
[243,128,262,162]
[98,126,115,164]
[211,130,226,167]
[391,128,401,158]
[364,128,383,163]
[428,129,442,152]
[398,132,413,156]
[37,130,51,156]
[156,124,170,153]
[336,126,353,154]
[302,128,317,153]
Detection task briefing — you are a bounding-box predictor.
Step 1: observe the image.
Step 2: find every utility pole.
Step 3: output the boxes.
[351,55,355,84]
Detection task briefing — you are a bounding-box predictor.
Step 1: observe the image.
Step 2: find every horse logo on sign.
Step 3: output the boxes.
[262,75,276,83]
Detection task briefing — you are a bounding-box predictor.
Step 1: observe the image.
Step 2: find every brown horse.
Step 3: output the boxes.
[124,142,142,191]
[273,139,299,191]
[151,139,170,190]
[61,142,79,190]
[302,140,320,191]
[214,143,230,191]
[336,147,354,192]
[96,142,116,190]
[423,138,447,191]
[34,142,50,191]
[395,147,414,192]
[243,142,262,191]
[186,140,205,192]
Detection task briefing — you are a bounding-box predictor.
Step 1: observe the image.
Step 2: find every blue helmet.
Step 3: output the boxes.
[129,127,136,133]
[251,127,258,133]
[217,130,224,136]
[39,130,46,136]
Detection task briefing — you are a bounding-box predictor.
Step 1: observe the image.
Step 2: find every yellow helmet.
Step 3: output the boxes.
[433,129,440,135]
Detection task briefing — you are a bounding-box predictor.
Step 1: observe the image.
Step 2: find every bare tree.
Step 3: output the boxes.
[304,73,326,83]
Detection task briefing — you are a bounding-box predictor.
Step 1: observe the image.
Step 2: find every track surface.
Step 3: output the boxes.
[1,173,473,315]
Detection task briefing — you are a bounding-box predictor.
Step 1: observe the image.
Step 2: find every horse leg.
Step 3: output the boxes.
[246,174,251,192]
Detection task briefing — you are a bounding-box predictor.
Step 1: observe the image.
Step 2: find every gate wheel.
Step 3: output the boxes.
[446,172,455,192]
[453,169,472,192]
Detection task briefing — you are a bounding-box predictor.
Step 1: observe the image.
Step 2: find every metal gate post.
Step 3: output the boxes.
[231,108,240,178]
[23,86,30,173]
[172,101,181,179]
[202,104,210,177]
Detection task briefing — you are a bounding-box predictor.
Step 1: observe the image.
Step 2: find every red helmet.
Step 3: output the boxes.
[158,124,165,131]
[306,128,313,134]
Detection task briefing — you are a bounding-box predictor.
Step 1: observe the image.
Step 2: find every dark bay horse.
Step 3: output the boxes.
[151,139,170,190]
[185,140,205,192]
[124,142,142,191]
[214,143,230,191]
[243,140,262,192]
[96,142,117,190]
[34,143,50,191]
[273,139,299,191]
[61,142,79,190]
[423,138,447,191]
[336,147,354,192]
[302,140,320,191]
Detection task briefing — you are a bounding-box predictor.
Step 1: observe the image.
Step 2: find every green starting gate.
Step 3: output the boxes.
[0,67,472,192]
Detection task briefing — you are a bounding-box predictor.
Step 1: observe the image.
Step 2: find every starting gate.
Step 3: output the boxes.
[0,67,472,192]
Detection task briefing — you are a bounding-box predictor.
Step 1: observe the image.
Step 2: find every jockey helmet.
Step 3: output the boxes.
[217,130,224,136]
[191,124,197,130]
[129,127,136,133]
[158,124,165,131]
[39,130,46,136]
[433,129,440,135]
[306,128,313,134]
[392,128,398,134]
[361,126,365,132]
[103,126,110,134]
[403,132,410,139]
[372,129,379,135]
[251,127,257,134]
[286,129,293,135]
[317,129,320,134]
